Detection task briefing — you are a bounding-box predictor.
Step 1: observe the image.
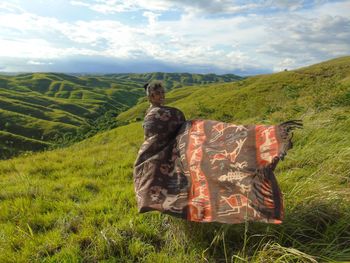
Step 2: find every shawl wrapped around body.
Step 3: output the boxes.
[133,106,302,224]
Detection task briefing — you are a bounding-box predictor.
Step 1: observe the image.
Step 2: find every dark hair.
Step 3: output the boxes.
[143,82,149,91]
[144,81,163,96]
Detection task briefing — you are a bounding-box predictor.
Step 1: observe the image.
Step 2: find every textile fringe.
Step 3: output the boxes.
[258,120,303,172]
[277,119,303,161]
[254,120,302,221]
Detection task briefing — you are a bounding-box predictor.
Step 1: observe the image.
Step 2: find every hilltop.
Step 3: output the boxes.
[118,56,350,124]
[0,72,241,159]
[0,56,349,262]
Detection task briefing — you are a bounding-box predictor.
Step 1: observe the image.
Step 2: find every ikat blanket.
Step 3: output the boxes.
[133,106,302,224]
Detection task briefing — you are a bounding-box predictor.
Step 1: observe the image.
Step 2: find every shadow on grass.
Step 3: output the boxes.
[167,199,350,262]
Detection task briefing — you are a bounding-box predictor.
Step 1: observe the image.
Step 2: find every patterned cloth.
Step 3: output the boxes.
[133,105,302,224]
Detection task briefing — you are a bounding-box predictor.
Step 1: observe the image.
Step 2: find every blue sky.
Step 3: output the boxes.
[0,0,349,75]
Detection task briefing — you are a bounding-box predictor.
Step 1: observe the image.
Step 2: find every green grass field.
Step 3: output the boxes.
[0,72,241,159]
[0,57,349,262]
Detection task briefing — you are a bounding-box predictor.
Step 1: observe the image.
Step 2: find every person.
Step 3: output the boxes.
[133,81,302,224]
[145,81,165,108]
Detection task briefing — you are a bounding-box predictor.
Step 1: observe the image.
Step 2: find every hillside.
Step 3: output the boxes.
[0,72,241,159]
[103,72,242,90]
[0,57,349,262]
[118,56,350,124]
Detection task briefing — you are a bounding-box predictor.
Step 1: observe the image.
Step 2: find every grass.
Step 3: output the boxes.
[0,72,241,159]
[0,56,349,262]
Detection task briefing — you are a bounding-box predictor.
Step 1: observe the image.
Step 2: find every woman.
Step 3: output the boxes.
[134,81,302,224]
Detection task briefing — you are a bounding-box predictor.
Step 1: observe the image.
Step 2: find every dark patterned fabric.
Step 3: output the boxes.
[133,105,302,224]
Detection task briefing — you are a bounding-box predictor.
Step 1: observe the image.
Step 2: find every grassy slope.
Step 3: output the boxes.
[0,73,241,159]
[0,73,138,158]
[0,57,349,262]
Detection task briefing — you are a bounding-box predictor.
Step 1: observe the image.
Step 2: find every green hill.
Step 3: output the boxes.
[104,72,242,90]
[0,72,241,159]
[0,57,349,262]
[118,56,350,124]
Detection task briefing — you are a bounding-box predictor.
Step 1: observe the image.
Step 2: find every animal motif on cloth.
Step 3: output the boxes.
[133,105,302,224]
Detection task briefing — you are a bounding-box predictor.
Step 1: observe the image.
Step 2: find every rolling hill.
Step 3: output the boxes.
[0,56,349,262]
[0,72,242,159]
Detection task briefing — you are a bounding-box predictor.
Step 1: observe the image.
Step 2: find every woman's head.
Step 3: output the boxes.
[144,81,165,106]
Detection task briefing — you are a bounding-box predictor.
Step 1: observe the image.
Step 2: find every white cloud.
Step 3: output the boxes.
[0,13,58,33]
[143,11,160,25]
[69,0,172,13]
[67,0,339,15]
[67,0,265,15]
[27,60,53,65]
[0,38,58,58]
[0,0,349,73]
[257,11,350,70]
[273,58,297,72]
[0,38,99,59]
[267,0,304,11]
[308,0,350,17]
[0,2,25,13]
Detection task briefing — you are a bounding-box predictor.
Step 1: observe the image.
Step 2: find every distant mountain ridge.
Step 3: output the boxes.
[0,72,242,159]
[102,72,242,89]
[117,56,350,124]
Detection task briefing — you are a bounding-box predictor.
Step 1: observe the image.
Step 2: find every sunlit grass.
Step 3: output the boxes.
[0,57,349,262]
[1,72,240,159]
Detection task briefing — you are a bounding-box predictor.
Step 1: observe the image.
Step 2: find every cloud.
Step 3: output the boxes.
[0,0,349,74]
[68,0,340,15]
[1,55,268,74]
[27,60,53,65]
[69,0,172,13]
[143,11,160,25]
[170,1,262,15]
[273,58,298,72]
[0,38,100,59]
[267,0,304,11]
[0,12,137,57]
[257,12,350,71]
[67,0,265,15]
[0,2,25,13]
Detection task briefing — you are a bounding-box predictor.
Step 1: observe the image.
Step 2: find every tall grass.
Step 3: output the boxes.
[0,57,349,262]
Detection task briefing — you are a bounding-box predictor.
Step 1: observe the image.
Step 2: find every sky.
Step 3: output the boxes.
[0,0,349,75]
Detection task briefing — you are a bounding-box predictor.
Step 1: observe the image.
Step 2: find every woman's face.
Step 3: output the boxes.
[149,87,165,106]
